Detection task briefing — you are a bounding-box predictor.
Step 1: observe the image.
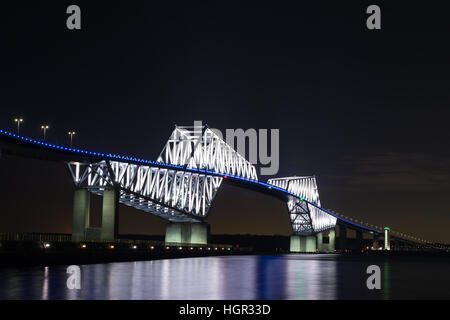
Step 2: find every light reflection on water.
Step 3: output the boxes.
[1,254,450,300]
[283,258,337,299]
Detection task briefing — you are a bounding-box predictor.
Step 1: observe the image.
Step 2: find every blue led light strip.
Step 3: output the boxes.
[0,128,381,233]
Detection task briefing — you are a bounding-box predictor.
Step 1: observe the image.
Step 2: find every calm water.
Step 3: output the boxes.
[1,254,450,300]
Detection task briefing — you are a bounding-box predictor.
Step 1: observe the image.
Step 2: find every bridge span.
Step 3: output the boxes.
[0,125,436,253]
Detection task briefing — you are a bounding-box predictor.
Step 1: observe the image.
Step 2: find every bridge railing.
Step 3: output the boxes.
[164,242,232,249]
[0,232,234,249]
[0,232,72,242]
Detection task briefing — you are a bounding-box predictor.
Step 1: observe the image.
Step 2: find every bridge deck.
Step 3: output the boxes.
[0,129,381,234]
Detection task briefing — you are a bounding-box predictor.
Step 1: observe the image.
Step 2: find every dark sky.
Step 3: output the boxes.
[0,1,449,242]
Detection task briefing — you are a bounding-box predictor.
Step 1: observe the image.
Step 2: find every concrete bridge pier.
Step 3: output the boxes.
[72,188,119,242]
[165,222,209,245]
[100,188,119,241]
[317,232,323,252]
[316,229,336,253]
[72,189,90,242]
[290,235,317,253]
[328,229,336,252]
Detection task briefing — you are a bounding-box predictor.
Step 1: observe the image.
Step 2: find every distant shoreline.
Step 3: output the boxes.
[1,238,449,268]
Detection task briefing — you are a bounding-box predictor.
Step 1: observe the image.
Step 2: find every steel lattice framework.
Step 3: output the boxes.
[267,176,337,235]
[4,127,444,245]
[64,124,336,233]
[67,125,258,222]
[157,125,258,180]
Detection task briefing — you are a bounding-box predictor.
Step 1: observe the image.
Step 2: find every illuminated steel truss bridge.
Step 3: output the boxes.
[66,125,257,223]
[0,123,438,248]
[64,125,337,234]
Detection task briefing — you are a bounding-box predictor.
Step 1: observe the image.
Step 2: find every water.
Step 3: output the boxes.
[1,254,450,300]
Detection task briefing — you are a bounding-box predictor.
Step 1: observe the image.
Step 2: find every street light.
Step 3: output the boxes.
[68,131,76,147]
[14,118,23,135]
[41,125,49,140]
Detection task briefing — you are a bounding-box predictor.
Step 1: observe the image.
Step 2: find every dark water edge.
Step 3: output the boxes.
[1,254,450,300]
[0,241,247,268]
[1,237,447,268]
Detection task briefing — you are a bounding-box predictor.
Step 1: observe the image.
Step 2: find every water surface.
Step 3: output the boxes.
[1,254,449,299]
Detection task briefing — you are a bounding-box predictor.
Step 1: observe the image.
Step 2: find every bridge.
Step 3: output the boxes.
[0,125,439,253]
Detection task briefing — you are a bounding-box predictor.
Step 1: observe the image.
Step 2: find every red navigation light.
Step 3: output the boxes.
[223,175,228,179]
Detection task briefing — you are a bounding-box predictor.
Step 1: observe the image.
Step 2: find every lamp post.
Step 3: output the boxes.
[41,125,49,140]
[14,118,23,135]
[68,131,76,147]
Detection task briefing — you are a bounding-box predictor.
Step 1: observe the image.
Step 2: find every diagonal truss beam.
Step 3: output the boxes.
[268,176,337,235]
[68,160,222,222]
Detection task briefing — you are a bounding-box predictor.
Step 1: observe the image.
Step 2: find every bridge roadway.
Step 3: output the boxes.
[0,128,379,230]
[2,128,434,253]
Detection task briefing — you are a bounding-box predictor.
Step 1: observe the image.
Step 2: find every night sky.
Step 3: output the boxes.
[0,1,449,242]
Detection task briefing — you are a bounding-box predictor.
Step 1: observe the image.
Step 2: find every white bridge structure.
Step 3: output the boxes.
[2,125,440,252]
[267,176,337,235]
[67,125,258,223]
[0,124,355,252]
[65,124,337,246]
[268,176,337,252]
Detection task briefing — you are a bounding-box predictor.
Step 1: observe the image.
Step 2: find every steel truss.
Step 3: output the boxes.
[268,176,337,235]
[157,125,258,180]
[67,125,258,222]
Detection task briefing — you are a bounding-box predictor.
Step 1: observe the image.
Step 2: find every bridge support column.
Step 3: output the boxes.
[165,222,208,245]
[328,229,335,252]
[100,189,119,241]
[72,189,90,241]
[290,236,301,252]
[290,235,316,253]
[316,230,336,253]
[317,232,324,252]
[305,236,317,253]
[190,223,209,244]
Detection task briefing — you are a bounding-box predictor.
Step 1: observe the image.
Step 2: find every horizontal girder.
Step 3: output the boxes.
[68,160,222,222]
